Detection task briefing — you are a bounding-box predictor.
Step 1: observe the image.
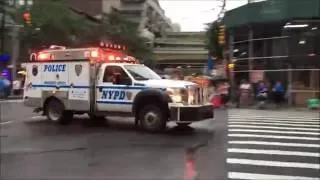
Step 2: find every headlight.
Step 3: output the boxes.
[165,88,187,103]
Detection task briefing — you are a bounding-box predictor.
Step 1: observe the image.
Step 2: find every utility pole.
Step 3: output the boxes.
[0,0,6,56]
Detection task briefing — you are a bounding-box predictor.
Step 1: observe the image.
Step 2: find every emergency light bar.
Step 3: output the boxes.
[29,46,138,64]
[99,41,126,50]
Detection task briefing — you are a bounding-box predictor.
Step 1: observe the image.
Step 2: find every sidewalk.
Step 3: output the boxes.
[0,95,23,101]
[227,102,319,112]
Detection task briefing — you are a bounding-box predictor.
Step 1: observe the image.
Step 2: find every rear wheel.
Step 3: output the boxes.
[45,98,73,125]
[139,105,166,132]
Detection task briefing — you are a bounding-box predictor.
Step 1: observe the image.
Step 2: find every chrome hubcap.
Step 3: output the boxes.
[48,101,62,121]
[144,112,158,125]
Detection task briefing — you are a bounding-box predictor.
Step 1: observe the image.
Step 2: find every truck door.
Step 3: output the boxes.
[68,62,90,111]
[96,65,136,112]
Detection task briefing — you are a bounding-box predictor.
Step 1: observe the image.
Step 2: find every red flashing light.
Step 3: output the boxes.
[90,50,99,58]
[108,55,115,61]
[99,41,126,50]
[37,52,53,60]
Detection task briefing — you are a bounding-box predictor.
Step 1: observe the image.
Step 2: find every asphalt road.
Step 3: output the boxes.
[0,101,228,180]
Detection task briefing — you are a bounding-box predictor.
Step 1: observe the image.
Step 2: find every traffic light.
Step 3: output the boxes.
[228,63,235,70]
[218,25,226,46]
[23,11,31,25]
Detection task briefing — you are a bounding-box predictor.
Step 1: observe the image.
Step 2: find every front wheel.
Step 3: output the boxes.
[45,98,73,125]
[139,105,166,132]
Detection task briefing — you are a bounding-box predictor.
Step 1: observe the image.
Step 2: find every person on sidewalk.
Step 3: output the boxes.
[239,79,253,107]
[0,76,10,98]
[256,81,268,108]
[272,81,285,107]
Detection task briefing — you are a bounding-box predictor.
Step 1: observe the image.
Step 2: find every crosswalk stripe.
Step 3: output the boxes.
[229,118,319,123]
[228,116,320,121]
[228,172,320,180]
[228,148,320,157]
[228,124,320,131]
[229,121,320,127]
[227,158,320,169]
[228,134,320,140]
[228,141,320,148]
[227,110,320,179]
[228,128,320,135]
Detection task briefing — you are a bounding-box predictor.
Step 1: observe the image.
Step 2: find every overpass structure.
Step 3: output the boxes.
[153,32,208,73]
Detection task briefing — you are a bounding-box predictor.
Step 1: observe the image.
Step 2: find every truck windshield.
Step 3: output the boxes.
[124,65,161,81]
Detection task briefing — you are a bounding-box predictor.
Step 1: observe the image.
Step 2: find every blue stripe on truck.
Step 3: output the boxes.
[96,101,133,105]
[31,84,146,90]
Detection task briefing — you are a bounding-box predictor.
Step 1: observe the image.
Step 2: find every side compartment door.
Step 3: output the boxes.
[24,63,42,101]
[96,65,139,112]
[68,62,90,111]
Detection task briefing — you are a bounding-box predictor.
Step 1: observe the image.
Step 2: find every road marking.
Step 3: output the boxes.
[228,148,320,157]
[229,118,320,124]
[228,124,320,131]
[229,121,320,127]
[0,121,13,125]
[228,116,320,121]
[228,134,320,141]
[228,141,320,148]
[228,128,320,136]
[228,172,320,180]
[227,158,320,169]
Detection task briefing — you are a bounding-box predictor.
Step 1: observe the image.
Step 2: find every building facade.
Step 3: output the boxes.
[222,0,320,106]
[153,32,208,74]
[68,0,176,41]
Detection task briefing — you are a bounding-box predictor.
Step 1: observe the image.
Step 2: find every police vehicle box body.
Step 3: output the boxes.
[24,44,213,132]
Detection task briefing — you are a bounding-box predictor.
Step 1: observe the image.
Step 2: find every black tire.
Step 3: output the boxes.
[87,114,107,126]
[45,98,73,125]
[139,104,166,132]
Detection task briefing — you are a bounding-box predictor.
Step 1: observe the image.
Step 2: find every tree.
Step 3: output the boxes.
[15,0,96,51]
[205,21,223,60]
[85,11,153,62]
[15,0,152,63]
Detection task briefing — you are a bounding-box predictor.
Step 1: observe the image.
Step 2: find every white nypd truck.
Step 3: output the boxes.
[23,43,213,132]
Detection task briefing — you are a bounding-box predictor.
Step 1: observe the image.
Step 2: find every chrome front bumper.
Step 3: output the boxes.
[169,103,213,123]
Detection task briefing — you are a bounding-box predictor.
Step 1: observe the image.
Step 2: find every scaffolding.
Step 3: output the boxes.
[227,20,320,106]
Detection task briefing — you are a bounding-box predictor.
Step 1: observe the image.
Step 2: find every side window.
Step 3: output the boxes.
[103,66,131,85]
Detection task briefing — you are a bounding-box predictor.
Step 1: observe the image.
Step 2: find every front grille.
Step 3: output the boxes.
[187,86,209,105]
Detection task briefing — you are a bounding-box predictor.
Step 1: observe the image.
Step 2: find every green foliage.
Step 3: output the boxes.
[205,21,223,59]
[87,11,153,61]
[16,0,96,48]
[15,0,152,62]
